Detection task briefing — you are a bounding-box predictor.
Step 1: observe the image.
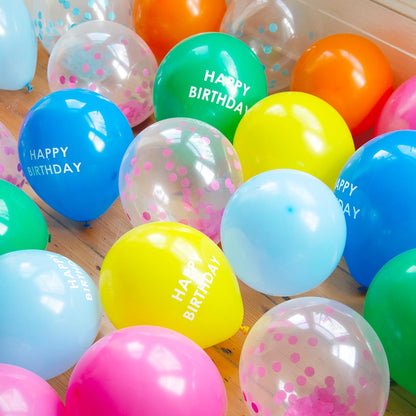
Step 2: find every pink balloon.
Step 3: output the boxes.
[65,326,227,416]
[0,363,64,415]
[374,75,416,136]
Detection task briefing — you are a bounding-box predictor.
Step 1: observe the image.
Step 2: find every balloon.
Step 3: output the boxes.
[65,326,227,416]
[221,0,324,93]
[364,248,416,396]
[119,117,244,243]
[240,297,390,416]
[153,32,268,142]
[47,20,158,127]
[233,91,355,188]
[99,222,244,348]
[220,169,346,296]
[0,250,102,380]
[18,89,134,222]
[0,0,37,90]
[333,129,416,287]
[0,121,25,187]
[0,363,64,416]
[291,33,393,139]
[374,74,416,136]
[0,179,49,255]
[33,0,134,54]
[133,0,227,63]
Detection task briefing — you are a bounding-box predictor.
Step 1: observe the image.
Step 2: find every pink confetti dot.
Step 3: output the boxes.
[308,337,318,346]
[124,173,131,184]
[69,75,77,83]
[182,188,191,197]
[288,335,298,345]
[89,83,97,91]
[264,409,271,416]
[290,353,300,363]
[227,146,233,155]
[234,159,241,170]
[325,306,335,314]
[274,333,284,341]
[256,343,264,353]
[135,85,142,93]
[143,68,150,77]
[121,191,127,200]
[121,39,128,45]
[94,52,102,60]
[229,184,236,194]
[296,376,307,386]
[130,157,137,167]
[224,178,232,188]
[305,366,315,377]
[257,366,265,377]
[132,68,138,76]
[96,68,104,76]
[284,383,294,393]
[124,90,131,97]
[84,44,91,51]
[141,80,149,88]
[59,75,66,85]
[242,391,247,402]
[201,135,210,144]
[251,402,259,414]
[133,167,140,176]
[181,178,190,187]
[82,64,90,72]
[363,350,371,360]
[165,161,174,170]
[183,202,192,212]
[129,193,135,201]
[142,211,151,221]
[347,385,356,396]
[169,173,177,182]
[178,166,187,175]
[273,390,287,405]
[359,376,367,387]
[247,364,254,374]
[204,204,213,215]
[288,394,297,404]
[196,188,204,197]
[272,361,281,372]
[144,162,152,170]
[211,180,220,190]
[163,148,172,157]
[347,395,356,407]
[188,127,197,132]
[0,165,4,174]
[325,376,335,386]
[158,212,167,220]
[149,204,157,213]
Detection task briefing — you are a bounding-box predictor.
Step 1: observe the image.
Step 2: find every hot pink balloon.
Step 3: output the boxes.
[65,326,227,416]
[0,363,64,415]
[374,75,416,136]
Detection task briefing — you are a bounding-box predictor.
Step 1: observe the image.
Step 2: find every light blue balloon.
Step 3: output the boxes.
[0,0,38,90]
[220,169,346,296]
[0,250,102,380]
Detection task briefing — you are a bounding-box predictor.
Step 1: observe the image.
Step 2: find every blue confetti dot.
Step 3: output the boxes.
[108,11,116,20]
[236,30,243,38]
[57,19,64,26]
[281,69,289,75]
[84,12,92,20]
[39,32,43,40]
[63,1,71,10]
[262,64,266,70]
[269,23,278,32]
[88,0,95,7]
[309,31,314,39]
[269,79,277,84]
[49,20,55,27]
[46,35,53,41]
[38,11,42,19]
[258,26,265,34]
[272,64,281,71]
[38,21,43,29]
[52,28,59,36]
[238,20,244,27]
[264,45,272,54]
[45,26,51,34]
[72,7,80,16]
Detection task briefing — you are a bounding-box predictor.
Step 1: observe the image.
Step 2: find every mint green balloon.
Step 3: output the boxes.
[364,248,416,396]
[153,32,268,142]
[0,179,49,254]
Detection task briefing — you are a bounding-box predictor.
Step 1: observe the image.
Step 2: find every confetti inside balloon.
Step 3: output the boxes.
[240,297,390,416]
[48,20,158,127]
[119,117,243,243]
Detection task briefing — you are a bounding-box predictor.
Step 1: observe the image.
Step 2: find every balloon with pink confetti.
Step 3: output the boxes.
[47,20,158,127]
[0,122,25,188]
[239,297,390,416]
[119,117,244,243]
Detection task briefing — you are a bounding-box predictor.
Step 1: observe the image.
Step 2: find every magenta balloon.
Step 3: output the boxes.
[0,363,64,415]
[65,326,227,416]
[374,75,416,136]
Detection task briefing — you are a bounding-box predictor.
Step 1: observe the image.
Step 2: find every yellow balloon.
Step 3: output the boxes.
[100,222,244,348]
[233,91,355,189]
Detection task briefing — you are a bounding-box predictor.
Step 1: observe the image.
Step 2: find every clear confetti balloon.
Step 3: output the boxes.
[221,0,324,93]
[47,20,158,127]
[0,122,25,188]
[119,117,244,243]
[33,0,134,54]
[239,297,390,416]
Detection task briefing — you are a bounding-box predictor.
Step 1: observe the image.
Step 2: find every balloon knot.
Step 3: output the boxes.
[240,325,250,335]
[83,221,91,228]
[26,83,33,92]
[48,234,52,243]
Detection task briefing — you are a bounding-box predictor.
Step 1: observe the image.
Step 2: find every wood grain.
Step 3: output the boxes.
[1,41,415,415]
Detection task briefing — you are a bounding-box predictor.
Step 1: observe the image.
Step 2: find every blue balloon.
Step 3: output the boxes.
[0,0,37,90]
[0,250,102,380]
[18,89,134,222]
[220,169,346,296]
[334,129,416,288]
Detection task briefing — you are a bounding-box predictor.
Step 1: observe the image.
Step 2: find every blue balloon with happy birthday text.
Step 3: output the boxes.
[18,89,134,222]
[334,129,416,288]
[0,0,38,90]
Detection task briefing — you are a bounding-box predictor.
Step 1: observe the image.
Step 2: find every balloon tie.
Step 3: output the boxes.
[240,325,250,335]
[26,83,33,92]
[83,221,91,228]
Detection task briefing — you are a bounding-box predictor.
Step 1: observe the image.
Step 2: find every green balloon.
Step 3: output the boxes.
[364,248,416,396]
[0,179,49,254]
[153,32,268,143]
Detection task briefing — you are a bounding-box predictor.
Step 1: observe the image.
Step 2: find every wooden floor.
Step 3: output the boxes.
[1,42,416,416]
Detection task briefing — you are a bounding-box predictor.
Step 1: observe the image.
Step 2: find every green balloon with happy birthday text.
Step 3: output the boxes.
[153,32,268,143]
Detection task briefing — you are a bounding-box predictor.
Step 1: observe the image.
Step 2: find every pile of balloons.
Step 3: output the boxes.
[3,0,416,414]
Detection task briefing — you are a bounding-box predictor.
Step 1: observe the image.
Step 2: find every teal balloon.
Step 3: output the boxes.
[0,0,38,90]
[0,250,103,380]
[153,32,268,142]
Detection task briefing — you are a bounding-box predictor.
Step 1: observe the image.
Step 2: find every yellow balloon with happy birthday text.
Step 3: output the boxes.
[99,222,244,348]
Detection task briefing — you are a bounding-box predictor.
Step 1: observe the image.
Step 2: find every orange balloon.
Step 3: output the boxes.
[290,33,393,139]
[133,0,227,62]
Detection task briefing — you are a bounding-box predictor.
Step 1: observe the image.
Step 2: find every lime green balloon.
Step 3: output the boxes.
[364,248,416,396]
[0,179,49,254]
[153,32,268,142]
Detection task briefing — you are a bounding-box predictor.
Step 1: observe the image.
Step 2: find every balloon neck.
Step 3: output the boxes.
[48,234,52,243]
[83,221,91,228]
[26,83,33,92]
[240,325,250,335]
[358,286,368,294]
